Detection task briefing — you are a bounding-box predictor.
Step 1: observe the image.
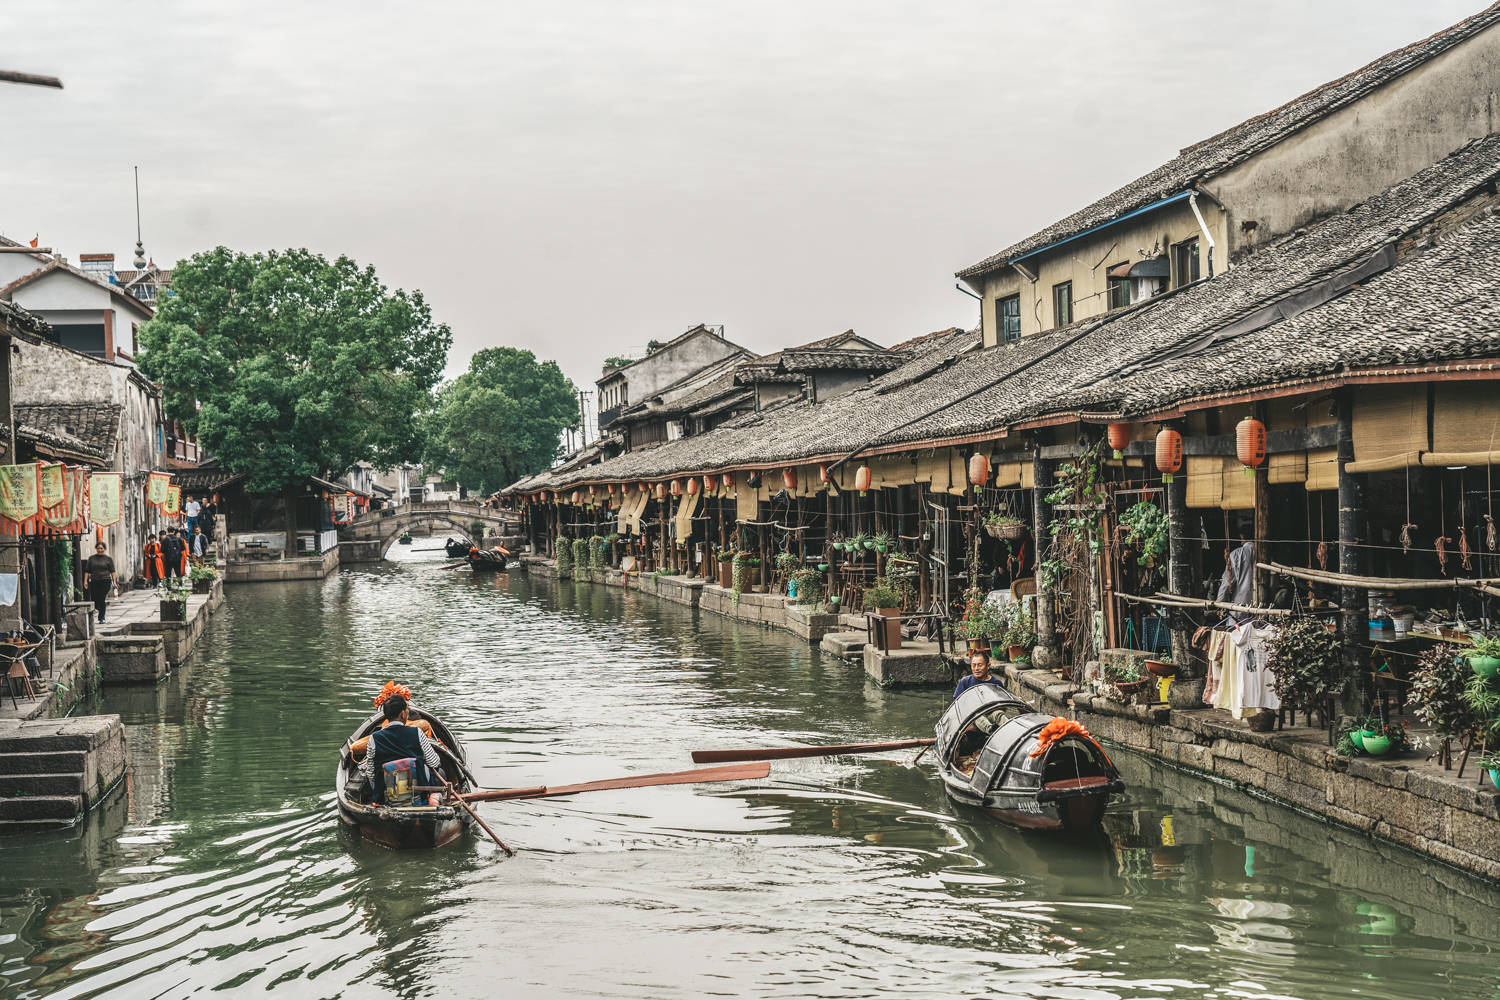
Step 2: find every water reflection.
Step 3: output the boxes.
[0,546,1495,998]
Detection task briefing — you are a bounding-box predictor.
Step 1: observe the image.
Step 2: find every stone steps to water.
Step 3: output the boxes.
[0,794,82,821]
[0,772,85,796]
[0,750,88,774]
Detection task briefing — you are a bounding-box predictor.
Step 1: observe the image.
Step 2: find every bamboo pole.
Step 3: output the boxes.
[1259,560,1500,591]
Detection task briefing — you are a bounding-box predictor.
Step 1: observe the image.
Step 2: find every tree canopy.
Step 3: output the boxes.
[137,247,451,493]
[423,347,578,495]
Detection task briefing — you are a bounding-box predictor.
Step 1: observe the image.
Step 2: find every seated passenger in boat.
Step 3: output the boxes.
[953,649,1006,700]
[359,693,446,806]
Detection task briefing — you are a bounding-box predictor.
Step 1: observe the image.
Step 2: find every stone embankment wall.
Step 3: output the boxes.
[517,554,1500,882]
[1002,661,1500,882]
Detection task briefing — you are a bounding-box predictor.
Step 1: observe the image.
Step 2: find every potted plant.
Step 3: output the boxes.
[956,586,1006,655]
[188,562,218,594]
[983,511,1027,540]
[1478,750,1500,791]
[1268,618,1342,721]
[717,549,736,589]
[157,579,190,622]
[1407,647,1476,759]
[776,551,800,591]
[1144,648,1175,678]
[863,580,902,649]
[790,568,823,607]
[1120,501,1167,570]
[731,552,751,597]
[872,532,893,554]
[1006,607,1036,663]
[1103,658,1149,699]
[1466,635,1500,679]
[746,555,763,589]
[848,532,871,557]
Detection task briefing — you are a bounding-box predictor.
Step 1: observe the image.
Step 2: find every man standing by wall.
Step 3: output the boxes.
[160,528,186,579]
[184,494,201,536]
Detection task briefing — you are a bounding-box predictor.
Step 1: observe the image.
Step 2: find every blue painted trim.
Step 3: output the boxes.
[1013,191,1193,267]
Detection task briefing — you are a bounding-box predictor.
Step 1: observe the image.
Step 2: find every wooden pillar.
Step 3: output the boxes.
[1336,389,1368,709]
[1252,402,1271,606]
[1031,451,1059,669]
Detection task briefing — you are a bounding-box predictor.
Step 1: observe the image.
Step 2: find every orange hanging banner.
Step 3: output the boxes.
[43,465,78,530]
[38,463,65,509]
[163,484,182,517]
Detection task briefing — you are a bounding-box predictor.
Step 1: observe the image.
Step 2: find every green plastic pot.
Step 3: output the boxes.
[1361,734,1392,756]
[1488,768,1500,791]
[863,540,874,550]
[829,595,841,605]
[817,563,829,571]
[1468,654,1500,679]
[1350,730,1367,752]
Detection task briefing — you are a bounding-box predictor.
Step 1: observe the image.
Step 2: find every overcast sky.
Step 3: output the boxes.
[3,1,1484,397]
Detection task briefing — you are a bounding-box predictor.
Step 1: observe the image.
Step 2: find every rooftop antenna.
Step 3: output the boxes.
[132,166,146,269]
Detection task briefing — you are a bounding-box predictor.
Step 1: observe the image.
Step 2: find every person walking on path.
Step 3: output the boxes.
[143,532,164,583]
[85,541,116,625]
[191,525,208,561]
[184,495,201,536]
[160,529,187,579]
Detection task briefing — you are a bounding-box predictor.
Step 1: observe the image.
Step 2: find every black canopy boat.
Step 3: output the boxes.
[934,683,1122,831]
[468,546,509,572]
[444,536,471,559]
[336,707,476,849]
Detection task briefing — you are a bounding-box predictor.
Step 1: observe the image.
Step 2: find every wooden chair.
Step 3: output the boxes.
[0,644,34,709]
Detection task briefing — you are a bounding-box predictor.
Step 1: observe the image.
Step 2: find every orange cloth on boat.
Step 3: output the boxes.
[1028,717,1095,759]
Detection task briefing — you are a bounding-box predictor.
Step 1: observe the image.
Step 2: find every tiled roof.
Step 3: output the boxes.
[0,300,49,337]
[14,403,120,466]
[780,349,907,372]
[956,2,1500,280]
[507,133,1500,493]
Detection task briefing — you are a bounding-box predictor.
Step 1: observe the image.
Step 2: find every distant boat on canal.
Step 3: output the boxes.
[336,707,476,849]
[934,684,1122,831]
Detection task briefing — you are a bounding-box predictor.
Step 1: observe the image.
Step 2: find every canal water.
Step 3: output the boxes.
[2,545,1498,999]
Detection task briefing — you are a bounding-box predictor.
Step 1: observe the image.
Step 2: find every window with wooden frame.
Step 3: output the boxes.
[1107,263,1130,309]
[1052,281,1073,328]
[1173,237,1200,287]
[997,294,1021,343]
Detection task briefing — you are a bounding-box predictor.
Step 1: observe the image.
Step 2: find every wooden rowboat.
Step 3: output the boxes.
[934,684,1122,831]
[468,547,509,572]
[336,707,475,849]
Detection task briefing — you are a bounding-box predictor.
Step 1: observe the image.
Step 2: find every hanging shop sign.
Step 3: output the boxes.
[148,471,172,507]
[164,484,182,517]
[38,463,66,510]
[43,466,81,530]
[90,472,122,526]
[0,463,40,527]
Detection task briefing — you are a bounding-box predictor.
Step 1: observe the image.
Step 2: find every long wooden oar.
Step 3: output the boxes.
[690,739,935,764]
[442,777,514,856]
[461,762,771,804]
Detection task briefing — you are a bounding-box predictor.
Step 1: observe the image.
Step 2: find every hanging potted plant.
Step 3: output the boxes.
[872,532,893,554]
[1466,636,1500,679]
[983,511,1027,540]
[1478,750,1500,791]
[157,578,190,623]
[1144,648,1175,678]
[1120,501,1167,570]
[848,532,871,558]
[776,551,800,592]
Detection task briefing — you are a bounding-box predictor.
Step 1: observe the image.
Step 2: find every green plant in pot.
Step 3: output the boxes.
[956,586,1006,654]
[863,581,900,614]
[1466,635,1500,679]
[790,568,823,607]
[156,578,190,622]
[1005,607,1035,662]
[1407,647,1477,744]
[872,532,893,554]
[848,532,871,556]
[1103,658,1145,686]
[1478,749,1500,791]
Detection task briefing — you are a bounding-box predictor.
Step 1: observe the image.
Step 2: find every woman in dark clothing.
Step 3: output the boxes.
[84,542,116,624]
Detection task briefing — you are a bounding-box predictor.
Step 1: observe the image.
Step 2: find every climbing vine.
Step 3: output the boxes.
[1040,439,1109,669]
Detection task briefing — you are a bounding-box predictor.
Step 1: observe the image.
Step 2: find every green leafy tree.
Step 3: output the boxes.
[137,247,451,554]
[423,347,578,496]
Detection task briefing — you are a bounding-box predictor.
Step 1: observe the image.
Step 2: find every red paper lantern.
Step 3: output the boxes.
[854,465,872,493]
[783,468,798,491]
[570,490,580,504]
[655,483,667,500]
[1155,429,1183,482]
[670,479,682,497]
[968,453,991,487]
[1236,417,1266,471]
[819,463,831,484]
[703,475,715,494]
[721,473,733,490]
[607,482,616,494]
[589,484,597,496]
[638,481,647,493]
[687,476,700,496]
[1107,422,1132,459]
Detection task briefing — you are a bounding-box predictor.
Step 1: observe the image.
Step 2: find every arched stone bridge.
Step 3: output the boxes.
[339,500,521,562]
